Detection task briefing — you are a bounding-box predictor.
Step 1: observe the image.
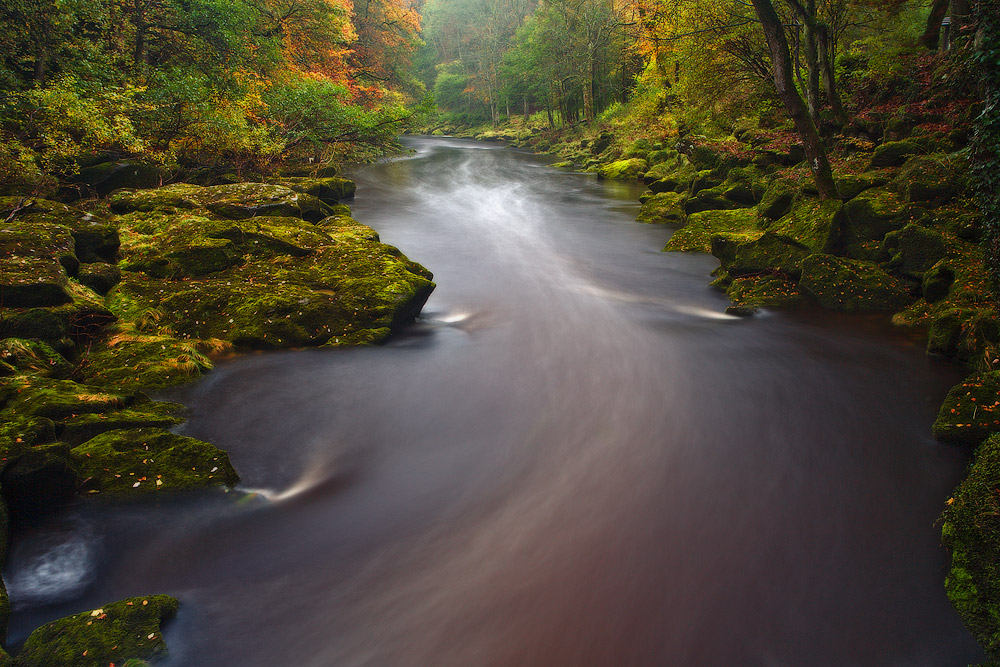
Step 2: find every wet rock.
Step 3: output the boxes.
[73,427,238,495]
[61,403,185,446]
[13,595,178,666]
[77,333,215,392]
[725,274,802,312]
[933,372,1000,446]
[0,443,78,521]
[798,254,912,311]
[271,176,357,204]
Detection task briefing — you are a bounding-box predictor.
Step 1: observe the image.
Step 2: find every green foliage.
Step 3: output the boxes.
[971,3,1000,298]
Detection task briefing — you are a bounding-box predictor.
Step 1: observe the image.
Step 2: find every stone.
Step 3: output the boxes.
[868,140,921,169]
[881,223,947,277]
[799,254,913,311]
[933,372,1000,446]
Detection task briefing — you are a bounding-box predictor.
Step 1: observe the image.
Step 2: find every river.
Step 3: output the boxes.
[4,136,985,665]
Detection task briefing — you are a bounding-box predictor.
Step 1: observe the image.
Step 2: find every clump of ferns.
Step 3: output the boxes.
[0,338,47,373]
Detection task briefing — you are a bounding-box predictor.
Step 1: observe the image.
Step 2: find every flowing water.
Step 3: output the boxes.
[4,137,986,665]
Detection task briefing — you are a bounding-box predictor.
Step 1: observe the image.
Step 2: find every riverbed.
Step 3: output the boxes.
[4,136,984,665]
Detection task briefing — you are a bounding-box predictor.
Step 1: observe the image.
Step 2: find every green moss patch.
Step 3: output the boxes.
[725,274,802,313]
[73,427,238,495]
[799,254,913,312]
[62,404,185,446]
[882,223,947,277]
[597,158,647,181]
[765,198,843,254]
[109,183,334,223]
[721,232,811,278]
[840,187,923,260]
[13,595,178,666]
[637,192,685,224]
[664,208,758,253]
[77,332,216,392]
[933,372,1000,446]
[941,434,1000,661]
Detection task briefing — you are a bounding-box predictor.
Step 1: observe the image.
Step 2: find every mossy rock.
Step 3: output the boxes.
[0,443,78,520]
[933,372,1000,446]
[840,187,921,260]
[597,158,647,181]
[74,427,238,495]
[799,254,913,312]
[721,232,811,278]
[622,139,652,160]
[881,223,946,277]
[643,161,693,185]
[892,155,961,204]
[665,209,759,254]
[725,274,802,314]
[77,262,121,295]
[270,176,357,204]
[109,183,335,223]
[76,333,215,393]
[0,241,73,308]
[0,415,57,454]
[941,434,1000,662]
[722,182,757,206]
[0,339,72,379]
[591,132,614,155]
[922,261,956,303]
[13,595,178,666]
[764,198,843,254]
[867,140,922,169]
[636,192,685,224]
[684,187,735,215]
[757,178,799,220]
[835,174,884,201]
[1,377,130,421]
[0,283,117,343]
[0,199,116,264]
[61,403,185,446]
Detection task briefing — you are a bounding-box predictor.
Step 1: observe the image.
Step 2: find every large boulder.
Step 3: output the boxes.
[881,223,947,277]
[13,595,178,666]
[892,155,962,204]
[840,187,919,260]
[664,209,758,254]
[868,140,921,169]
[109,183,335,223]
[637,192,685,224]
[764,198,843,254]
[597,158,647,181]
[718,232,811,278]
[72,160,163,196]
[933,372,1000,446]
[73,427,238,495]
[798,254,912,311]
[271,176,357,204]
[757,178,799,220]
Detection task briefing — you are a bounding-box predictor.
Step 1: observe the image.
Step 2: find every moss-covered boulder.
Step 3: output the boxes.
[922,261,956,303]
[881,223,946,277]
[720,232,811,278]
[757,178,799,220]
[684,187,735,214]
[72,160,163,196]
[77,262,121,295]
[933,372,1000,446]
[798,254,913,311]
[0,339,71,379]
[764,198,843,254]
[892,155,961,204]
[597,158,647,181]
[270,176,357,204]
[109,183,335,223]
[725,275,802,314]
[636,192,685,224]
[2,377,130,422]
[868,140,921,168]
[0,283,116,343]
[664,208,758,254]
[835,174,884,201]
[61,403,185,446]
[74,427,238,495]
[941,433,1000,663]
[77,332,218,392]
[840,187,919,260]
[13,595,178,666]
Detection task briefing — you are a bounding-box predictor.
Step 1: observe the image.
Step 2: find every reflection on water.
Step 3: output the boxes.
[4,137,983,665]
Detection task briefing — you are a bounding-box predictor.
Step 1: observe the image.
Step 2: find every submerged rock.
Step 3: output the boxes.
[13,595,178,666]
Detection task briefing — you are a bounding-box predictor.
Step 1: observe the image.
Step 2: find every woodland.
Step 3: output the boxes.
[1,0,1000,664]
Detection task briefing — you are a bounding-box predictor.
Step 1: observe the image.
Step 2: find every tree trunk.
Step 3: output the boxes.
[583,54,595,121]
[921,0,951,49]
[817,24,848,125]
[752,0,839,199]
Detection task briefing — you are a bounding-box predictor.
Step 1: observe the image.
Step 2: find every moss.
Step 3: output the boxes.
[892,154,962,204]
[923,261,956,303]
[722,232,811,278]
[77,262,121,296]
[77,332,216,392]
[109,183,334,223]
[597,158,647,181]
[0,308,69,342]
[835,174,885,201]
[764,198,843,254]
[757,177,799,220]
[13,595,178,666]
[1,377,130,421]
[664,208,759,253]
[799,254,913,312]
[62,404,185,446]
[0,339,71,379]
[270,176,357,203]
[868,140,922,168]
[725,274,802,313]
[941,434,1000,661]
[684,187,735,214]
[0,443,78,518]
[882,223,947,277]
[840,187,922,260]
[636,192,685,224]
[73,427,238,495]
[933,372,1000,446]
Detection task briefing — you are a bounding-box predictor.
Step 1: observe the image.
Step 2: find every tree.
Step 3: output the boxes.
[749,0,838,199]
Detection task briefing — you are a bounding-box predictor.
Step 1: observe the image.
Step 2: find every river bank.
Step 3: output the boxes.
[0,168,434,663]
